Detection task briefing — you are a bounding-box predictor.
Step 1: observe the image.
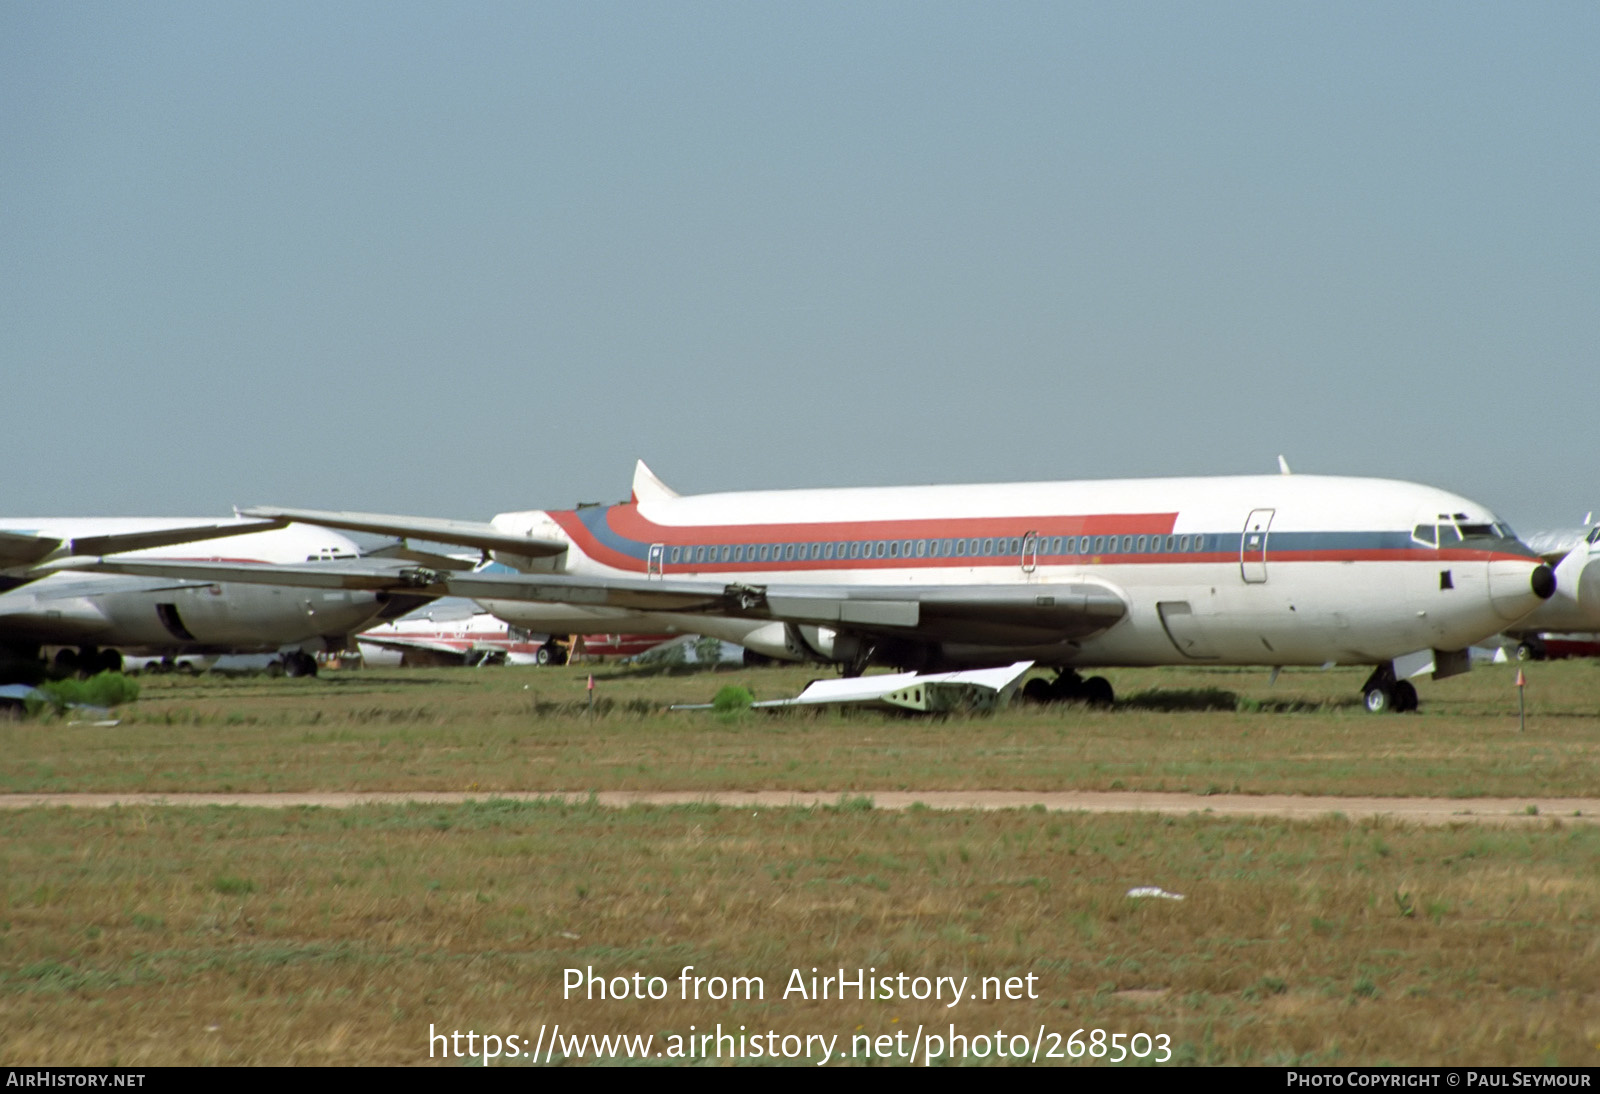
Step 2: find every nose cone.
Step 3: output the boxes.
[1490,559,1557,621]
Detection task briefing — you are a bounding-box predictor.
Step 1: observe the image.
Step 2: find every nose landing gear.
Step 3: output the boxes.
[1360,664,1418,713]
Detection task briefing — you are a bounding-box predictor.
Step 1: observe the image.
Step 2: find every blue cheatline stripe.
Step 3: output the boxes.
[550,506,1461,571]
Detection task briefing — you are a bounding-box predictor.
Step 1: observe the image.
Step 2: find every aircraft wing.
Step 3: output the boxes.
[0,519,288,570]
[50,556,434,592]
[59,558,1127,644]
[239,506,567,558]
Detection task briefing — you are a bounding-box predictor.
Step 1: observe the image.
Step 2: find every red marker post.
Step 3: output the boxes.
[1515,667,1526,734]
[587,673,595,713]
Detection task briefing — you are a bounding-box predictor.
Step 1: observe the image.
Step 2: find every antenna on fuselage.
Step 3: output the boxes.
[1277,455,1292,475]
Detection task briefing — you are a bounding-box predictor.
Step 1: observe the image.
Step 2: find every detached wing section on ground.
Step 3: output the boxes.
[58,554,1127,647]
[750,661,1035,713]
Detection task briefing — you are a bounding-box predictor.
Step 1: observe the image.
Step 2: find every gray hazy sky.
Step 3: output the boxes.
[4,3,1596,533]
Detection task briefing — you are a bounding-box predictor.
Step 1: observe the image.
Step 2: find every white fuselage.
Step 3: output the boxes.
[474,473,1552,670]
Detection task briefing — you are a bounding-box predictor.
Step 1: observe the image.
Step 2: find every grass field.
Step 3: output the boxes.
[2,660,1598,1066]
[4,660,1598,798]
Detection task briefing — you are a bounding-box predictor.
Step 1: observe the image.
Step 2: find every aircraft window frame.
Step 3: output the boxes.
[1118,536,1130,554]
[1437,524,1462,546]
[782,544,794,561]
[889,541,900,558]
[1411,525,1437,548]
[758,545,769,562]
[981,538,994,556]
[1458,523,1495,539]
[1136,535,1147,553]
[914,539,926,558]
[955,539,967,557]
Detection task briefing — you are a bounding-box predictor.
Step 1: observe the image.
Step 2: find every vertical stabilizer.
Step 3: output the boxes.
[631,461,680,505]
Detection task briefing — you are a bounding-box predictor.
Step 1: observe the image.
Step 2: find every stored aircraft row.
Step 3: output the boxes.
[1,518,428,679]
[63,460,1562,713]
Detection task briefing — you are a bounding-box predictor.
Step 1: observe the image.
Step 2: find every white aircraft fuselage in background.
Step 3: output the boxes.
[1,519,392,673]
[1503,524,1600,657]
[71,462,1557,711]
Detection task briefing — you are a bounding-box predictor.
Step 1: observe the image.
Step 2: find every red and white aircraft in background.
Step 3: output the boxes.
[71,460,1556,712]
[355,607,678,667]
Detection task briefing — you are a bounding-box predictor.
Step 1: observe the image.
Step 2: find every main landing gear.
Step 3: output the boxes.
[53,646,123,677]
[1023,669,1115,707]
[1360,664,1418,714]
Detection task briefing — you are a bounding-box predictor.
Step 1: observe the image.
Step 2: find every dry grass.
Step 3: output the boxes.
[2,801,1596,1065]
[3,660,1598,1066]
[3,661,1597,798]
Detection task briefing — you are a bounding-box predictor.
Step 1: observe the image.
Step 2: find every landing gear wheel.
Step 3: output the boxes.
[266,660,285,678]
[1023,677,1055,704]
[1081,676,1115,707]
[1363,685,1393,714]
[284,651,319,678]
[1391,679,1418,713]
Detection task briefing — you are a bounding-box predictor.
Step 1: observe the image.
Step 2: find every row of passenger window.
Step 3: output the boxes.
[667,533,1213,566]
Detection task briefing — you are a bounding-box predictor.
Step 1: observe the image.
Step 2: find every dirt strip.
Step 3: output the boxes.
[1,790,1594,826]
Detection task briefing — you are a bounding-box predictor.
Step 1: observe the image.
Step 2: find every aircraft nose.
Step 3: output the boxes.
[1489,559,1556,620]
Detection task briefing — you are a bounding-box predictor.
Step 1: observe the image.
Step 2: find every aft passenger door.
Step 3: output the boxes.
[1019,531,1039,575]
[1240,509,1274,584]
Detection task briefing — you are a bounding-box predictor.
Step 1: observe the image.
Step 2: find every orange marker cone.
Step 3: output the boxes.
[1515,668,1526,733]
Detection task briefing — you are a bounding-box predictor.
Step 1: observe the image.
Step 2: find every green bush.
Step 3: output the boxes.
[711,685,755,713]
[38,671,141,712]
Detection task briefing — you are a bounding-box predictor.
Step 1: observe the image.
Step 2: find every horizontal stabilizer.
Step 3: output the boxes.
[239,506,567,558]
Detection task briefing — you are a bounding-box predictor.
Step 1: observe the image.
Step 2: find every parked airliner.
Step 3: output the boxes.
[67,462,1556,712]
[2,518,420,678]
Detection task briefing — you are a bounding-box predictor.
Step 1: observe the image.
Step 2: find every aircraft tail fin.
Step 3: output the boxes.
[632,461,680,505]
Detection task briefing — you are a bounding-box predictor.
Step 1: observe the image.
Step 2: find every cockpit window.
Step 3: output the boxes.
[1411,524,1437,547]
[1457,523,1496,538]
[1588,526,1600,546]
[1436,524,1462,546]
